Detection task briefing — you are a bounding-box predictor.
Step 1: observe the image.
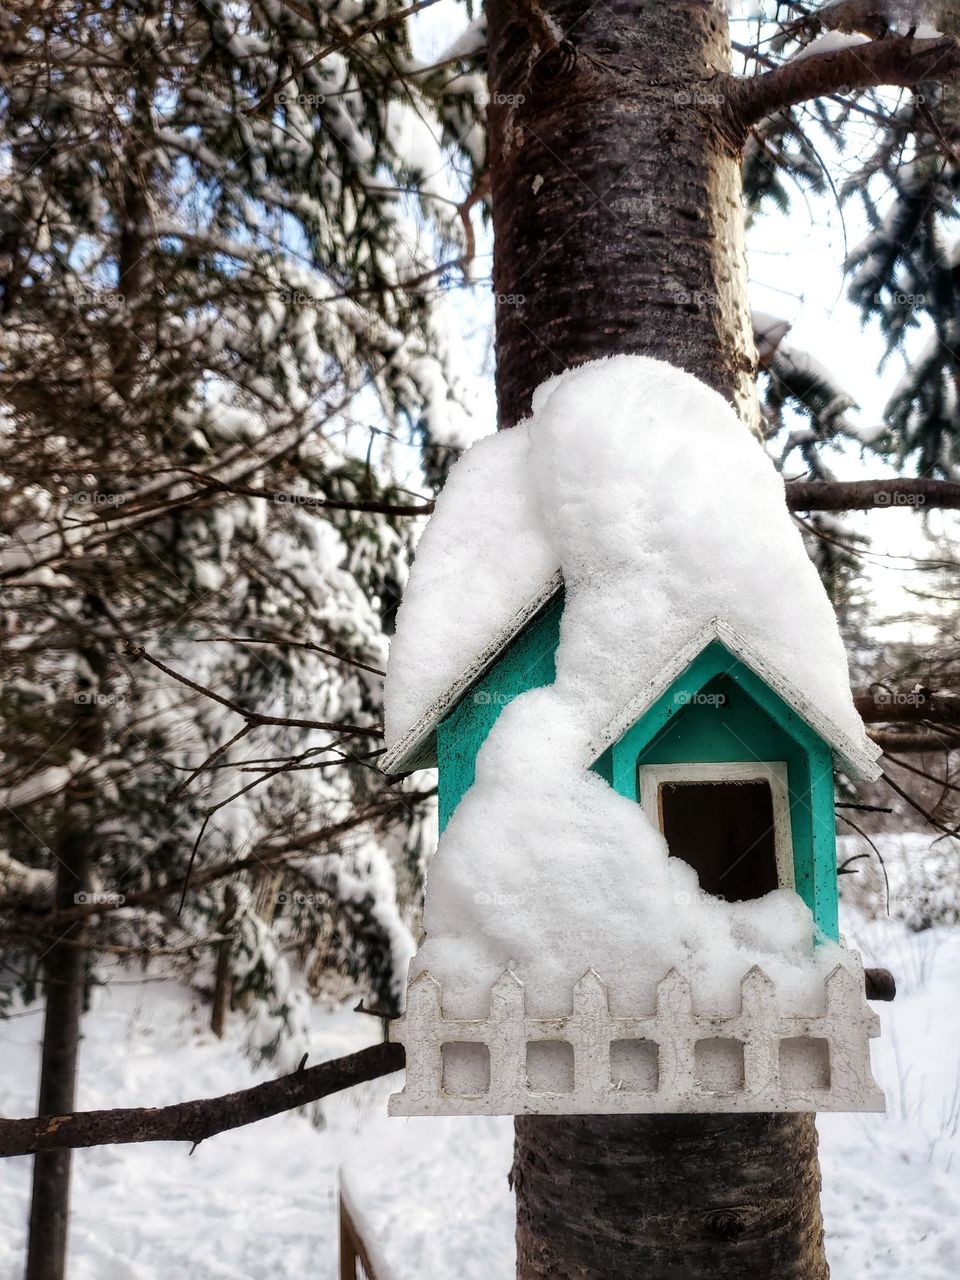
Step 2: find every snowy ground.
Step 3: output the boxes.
[2,907,959,1278]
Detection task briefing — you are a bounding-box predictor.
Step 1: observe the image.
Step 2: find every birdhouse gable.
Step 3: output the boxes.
[589,617,882,784]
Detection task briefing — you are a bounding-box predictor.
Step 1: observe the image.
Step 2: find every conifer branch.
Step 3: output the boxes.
[731,35,960,132]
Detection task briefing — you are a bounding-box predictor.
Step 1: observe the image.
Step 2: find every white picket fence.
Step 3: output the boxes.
[389,964,884,1116]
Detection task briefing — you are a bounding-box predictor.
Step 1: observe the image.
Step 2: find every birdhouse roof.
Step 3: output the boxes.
[381,586,881,781]
[381,356,882,783]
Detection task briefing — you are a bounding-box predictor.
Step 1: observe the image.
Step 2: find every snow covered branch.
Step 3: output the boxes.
[0,1042,404,1159]
[185,475,434,518]
[246,0,443,115]
[731,35,960,132]
[1,794,432,921]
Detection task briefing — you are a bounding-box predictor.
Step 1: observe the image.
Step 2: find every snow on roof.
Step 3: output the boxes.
[383,355,880,780]
[383,424,559,755]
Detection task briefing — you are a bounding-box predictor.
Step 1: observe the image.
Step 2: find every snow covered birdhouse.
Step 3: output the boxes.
[382,356,885,1118]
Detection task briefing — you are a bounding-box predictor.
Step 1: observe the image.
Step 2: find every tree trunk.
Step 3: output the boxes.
[26,603,105,1280]
[24,826,90,1280]
[486,1,828,1275]
[513,1114,826,1279]
[487,0,756,434]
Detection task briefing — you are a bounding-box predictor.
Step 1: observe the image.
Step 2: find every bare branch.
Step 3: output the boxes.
[786,477,960,512]
[869,728,960,752]
[731,35,960,132]
[854,689,960,726]
[4,793,434,923]
[0,1042,404,1159]
[882,768,960,838]
[124,642,383,738]
[182,473,434,518]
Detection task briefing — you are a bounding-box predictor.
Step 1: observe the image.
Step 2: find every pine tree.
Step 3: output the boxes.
[0,6,484,1274]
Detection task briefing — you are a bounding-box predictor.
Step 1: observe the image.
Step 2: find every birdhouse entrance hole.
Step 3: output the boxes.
[660,780,777,901]
[640,761,794,903]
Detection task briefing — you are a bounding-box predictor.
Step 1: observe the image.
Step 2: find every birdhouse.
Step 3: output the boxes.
[382,356,886,1118]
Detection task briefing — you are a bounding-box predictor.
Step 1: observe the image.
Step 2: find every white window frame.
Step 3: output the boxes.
[638,760,795,891]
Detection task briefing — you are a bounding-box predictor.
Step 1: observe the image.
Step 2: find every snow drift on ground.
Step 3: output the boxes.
[387,357,875,1017]
[2,896,958,1279]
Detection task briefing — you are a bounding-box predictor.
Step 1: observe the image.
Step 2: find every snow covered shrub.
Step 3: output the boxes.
[838,833,960,930]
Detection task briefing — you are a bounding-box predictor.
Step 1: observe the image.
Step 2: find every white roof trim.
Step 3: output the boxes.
[585,618,882,782]
[382,595,883,783]
[380,571,563,775]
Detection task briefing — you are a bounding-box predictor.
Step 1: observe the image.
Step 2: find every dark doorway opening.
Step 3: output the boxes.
[658,779,780,902]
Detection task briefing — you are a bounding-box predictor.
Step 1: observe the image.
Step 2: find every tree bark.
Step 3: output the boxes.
[486,2,828,1276]
[488,0,756,433]
[514,1114,826,1279]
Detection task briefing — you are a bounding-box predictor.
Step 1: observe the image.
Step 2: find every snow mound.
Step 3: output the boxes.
[387,355,876,1017]
[386,354,868,755]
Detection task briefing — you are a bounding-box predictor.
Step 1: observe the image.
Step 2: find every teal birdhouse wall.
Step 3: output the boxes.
[432,594,844,944]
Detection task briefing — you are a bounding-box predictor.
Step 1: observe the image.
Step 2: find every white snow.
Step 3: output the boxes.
[385,356,870,755]
[790,31,872,62]
[383,422,556,747]
[3,903,958,1277]
[752,309,792,361]
[386,357,876,1017]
